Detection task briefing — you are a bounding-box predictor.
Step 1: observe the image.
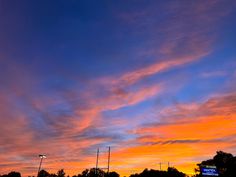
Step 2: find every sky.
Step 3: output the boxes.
[0,0,236,176]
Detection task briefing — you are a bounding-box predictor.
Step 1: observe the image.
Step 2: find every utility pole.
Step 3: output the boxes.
[159,162,162,171]
[107,146,111,173]
[168,162,170,168]
[95,148,99,174]
[95,147,111,175]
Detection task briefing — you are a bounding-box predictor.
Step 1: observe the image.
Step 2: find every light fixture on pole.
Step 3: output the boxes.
[37,154,46,177]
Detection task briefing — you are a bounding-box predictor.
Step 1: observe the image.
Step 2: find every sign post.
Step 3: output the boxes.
[201,165,219,176]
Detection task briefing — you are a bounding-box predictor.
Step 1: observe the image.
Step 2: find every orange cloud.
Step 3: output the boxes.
[110,93,236,176]
[113,53,208,86]
[0,1,235,177]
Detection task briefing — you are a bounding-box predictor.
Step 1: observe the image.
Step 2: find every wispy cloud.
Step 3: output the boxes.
[200,71,227,78]
[0,0,235,176]
[121,92,236,174]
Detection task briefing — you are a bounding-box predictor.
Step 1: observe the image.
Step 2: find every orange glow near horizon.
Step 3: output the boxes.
[0,1,236,177]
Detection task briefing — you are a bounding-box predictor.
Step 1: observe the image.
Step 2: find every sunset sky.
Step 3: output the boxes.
[0,0,236,176]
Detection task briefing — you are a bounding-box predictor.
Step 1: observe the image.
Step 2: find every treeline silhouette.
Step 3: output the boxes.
[37,168,119,177]
[130,167,185,177]
[0,172,21,177]
[1,151,236,177]
[194,151,236,177]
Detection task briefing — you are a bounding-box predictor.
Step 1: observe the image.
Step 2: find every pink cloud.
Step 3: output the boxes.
[0,1,235,176]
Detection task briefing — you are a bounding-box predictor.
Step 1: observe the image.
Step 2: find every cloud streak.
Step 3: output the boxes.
[0,0,235,176]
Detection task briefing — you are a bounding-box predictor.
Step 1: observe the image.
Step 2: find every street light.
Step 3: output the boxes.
[37,154,46,177]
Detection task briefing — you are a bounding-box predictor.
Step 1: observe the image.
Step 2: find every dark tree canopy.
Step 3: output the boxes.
[0,172,21,177]
[129,167,186,177]
[195,151,236,177]
[75,168,119,177]
[57,169,66,177]
[106,171,119,177]
[38,170,50,177]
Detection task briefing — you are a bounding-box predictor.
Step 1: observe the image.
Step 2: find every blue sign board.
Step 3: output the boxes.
[201,167,219,176]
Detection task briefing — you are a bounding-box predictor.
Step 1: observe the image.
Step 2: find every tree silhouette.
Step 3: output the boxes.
[7,172,21,177]
[57,169,66,177]
[106,171,119,177]
[195,151,236,177]
[0,172,21,177]
[38,170,50,177]
[74,168,120,177]
[167,167,185,177]
[130,167,186,177]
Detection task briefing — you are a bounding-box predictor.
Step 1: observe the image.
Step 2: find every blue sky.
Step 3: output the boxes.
[0,0,236,176]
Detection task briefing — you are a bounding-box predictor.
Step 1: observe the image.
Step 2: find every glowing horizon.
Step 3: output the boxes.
[0,1,236,176]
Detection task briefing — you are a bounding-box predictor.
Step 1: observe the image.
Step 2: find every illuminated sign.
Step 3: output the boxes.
[201,166,219,176]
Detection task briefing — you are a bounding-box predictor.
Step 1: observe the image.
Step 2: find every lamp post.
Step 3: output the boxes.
[37,154,46,177]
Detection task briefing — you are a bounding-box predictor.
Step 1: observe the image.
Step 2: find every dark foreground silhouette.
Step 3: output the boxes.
[194,151,236,177]
[1,151,236,177]
[130,168,185,177]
